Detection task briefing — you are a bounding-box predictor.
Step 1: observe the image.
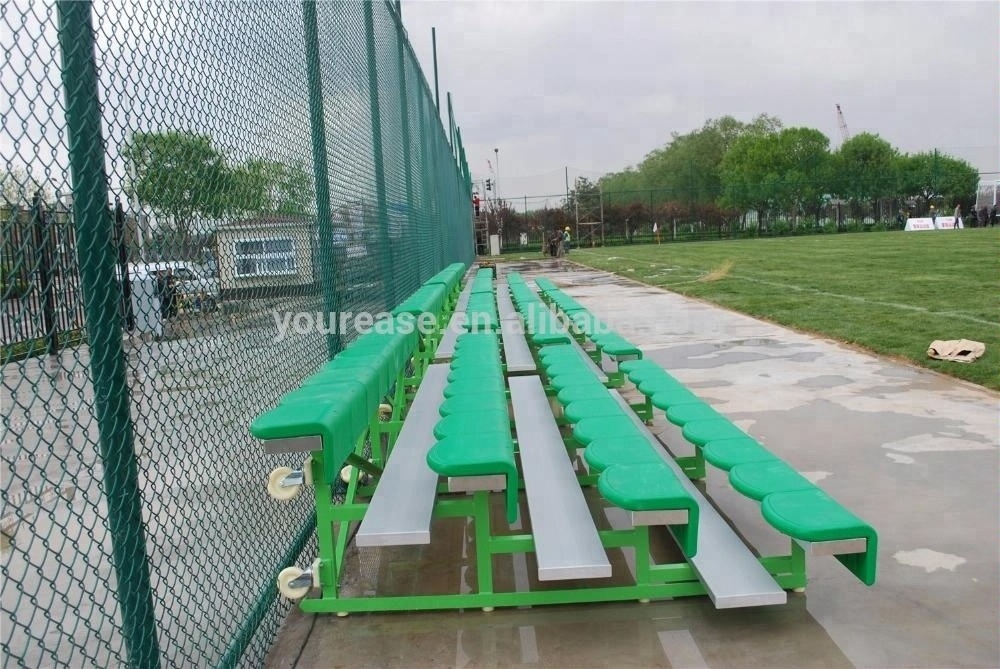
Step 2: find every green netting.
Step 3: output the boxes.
[2,1,473,667]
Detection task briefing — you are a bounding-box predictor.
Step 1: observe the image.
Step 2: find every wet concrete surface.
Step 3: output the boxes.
[267,259,999,669]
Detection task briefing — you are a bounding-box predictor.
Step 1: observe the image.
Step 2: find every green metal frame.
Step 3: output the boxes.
[286,291,810,614]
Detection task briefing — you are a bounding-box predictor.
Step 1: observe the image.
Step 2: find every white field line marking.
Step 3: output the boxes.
[729,274,997,326]
[589,258,996,327]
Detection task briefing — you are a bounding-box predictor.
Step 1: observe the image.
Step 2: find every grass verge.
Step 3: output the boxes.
[571,228,1000,391]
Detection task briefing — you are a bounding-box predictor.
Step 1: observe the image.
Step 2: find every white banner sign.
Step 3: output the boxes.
[904,217,964,231]
[904,218,935,231]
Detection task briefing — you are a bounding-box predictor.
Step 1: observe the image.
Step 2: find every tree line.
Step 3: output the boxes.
[600,114,979,224]
[482,115,981,245]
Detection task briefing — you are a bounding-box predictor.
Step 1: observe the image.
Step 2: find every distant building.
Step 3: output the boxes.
[215,216,317,299]
[975,180,999,210]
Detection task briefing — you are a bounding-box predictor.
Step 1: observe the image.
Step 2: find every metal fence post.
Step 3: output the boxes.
[114,198,135,333]
[388,1,419,286]
[303,0,342,359]
[30,192,58,355]
[362,1,395,308]
[415,86,436,274]
[55,2,161,668]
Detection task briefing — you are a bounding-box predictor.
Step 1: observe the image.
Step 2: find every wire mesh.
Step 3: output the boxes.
[2,1,473,666]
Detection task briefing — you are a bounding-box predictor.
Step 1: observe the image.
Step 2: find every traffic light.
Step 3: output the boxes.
[485,179,491,191]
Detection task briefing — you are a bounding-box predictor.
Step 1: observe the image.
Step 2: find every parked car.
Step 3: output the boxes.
[123,261,221,311]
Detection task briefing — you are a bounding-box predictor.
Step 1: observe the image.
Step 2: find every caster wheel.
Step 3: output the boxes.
[277,567,310,600]
[793,587,806,593]
[267,467,301,501]
[638,598,650,604]
[336,611,350,618]
[482,606,494,612]
[340,465,354,484]
[379,403,392,418]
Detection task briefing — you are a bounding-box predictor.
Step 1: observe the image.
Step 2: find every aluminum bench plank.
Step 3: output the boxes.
[434,280,475,361]
[510,375,612,581]
[608,390,787,608]
[497,285,537,374]
[495,283,521,322]
[355,364,449,547]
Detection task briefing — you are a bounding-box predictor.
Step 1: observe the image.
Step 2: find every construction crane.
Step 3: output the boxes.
[836,104,851,143]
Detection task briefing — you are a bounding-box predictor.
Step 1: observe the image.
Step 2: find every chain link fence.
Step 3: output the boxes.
[2,1,473,666]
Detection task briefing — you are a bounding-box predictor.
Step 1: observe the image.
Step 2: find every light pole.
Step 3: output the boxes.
[493,148,500,201]
[494,148,501,248]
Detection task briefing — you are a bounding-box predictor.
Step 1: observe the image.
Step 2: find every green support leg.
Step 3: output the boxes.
[473,491,494,600]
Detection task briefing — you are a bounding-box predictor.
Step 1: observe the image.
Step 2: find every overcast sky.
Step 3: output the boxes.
[401,0,999,201]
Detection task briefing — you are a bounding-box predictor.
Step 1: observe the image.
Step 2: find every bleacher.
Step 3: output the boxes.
[250,265,877,614]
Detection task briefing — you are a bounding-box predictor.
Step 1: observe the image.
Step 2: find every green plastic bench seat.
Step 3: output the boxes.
[584,436,661,472]
[629,366,678,387]
[533,277,558,294]
[636,375,690,397]
[598,463,699,557]
[443,378,506,399]
[439,393,508,417]
[530,331,572,346]
[665,402,724,426]
[556,384,611,406]
[573,415,645,446]
[538,344,578,361]
[543,360,591,378]
[619,359,658,375]
[287,379,378,419]
[393,285,445,317]
[761,488,878,585]
[702,437,777,471]
[426,432,519,523]
[449,354,503,370]
[649,386,703,411]
[303,363,382,395]
[433,409,510,440]
[426,263,466,290]
[251,400,365,484]
[728,459,815,500]
[548,372,604,392]
[448,365,502,383]
[596,336,641,358]
[681,419,748,447]
[563,397,628,423]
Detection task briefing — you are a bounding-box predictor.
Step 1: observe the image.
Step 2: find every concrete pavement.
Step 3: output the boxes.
[268,259,998,669]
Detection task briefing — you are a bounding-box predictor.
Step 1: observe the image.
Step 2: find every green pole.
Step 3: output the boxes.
[432,27,440,113]
[302,0,341,359]
[56,3,160,668]
[388,0,418,292]
[447,92,455,158]
[416,88,437,277]
[363,0,395,308]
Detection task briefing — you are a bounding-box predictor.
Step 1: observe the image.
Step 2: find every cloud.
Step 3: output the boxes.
[402,0,1000,197]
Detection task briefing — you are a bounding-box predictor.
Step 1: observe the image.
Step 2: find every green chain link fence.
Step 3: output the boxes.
[2,1,473,666]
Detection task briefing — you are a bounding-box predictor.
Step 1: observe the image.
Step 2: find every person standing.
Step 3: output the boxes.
[562,227,571,256]
[953,203,962,229]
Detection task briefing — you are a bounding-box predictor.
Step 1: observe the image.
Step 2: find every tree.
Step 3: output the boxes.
[895,151,979,209]
[566,177,602,223]
[720,127,831,224]
[831,133,898,202]
[602,114,783,206]
[227,159,314,217]
[1,166,56,207]
[122,131,231,238]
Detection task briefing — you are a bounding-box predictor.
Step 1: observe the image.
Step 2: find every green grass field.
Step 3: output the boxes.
[569,229,1000,390]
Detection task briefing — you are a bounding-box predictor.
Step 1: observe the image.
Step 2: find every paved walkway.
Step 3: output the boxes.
[267,260,998,669]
